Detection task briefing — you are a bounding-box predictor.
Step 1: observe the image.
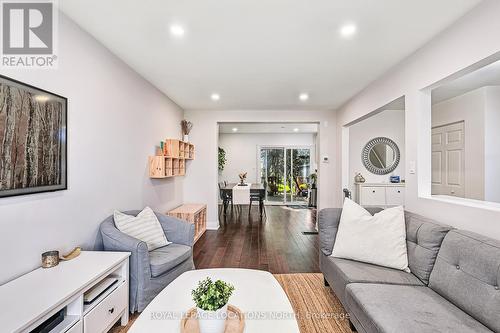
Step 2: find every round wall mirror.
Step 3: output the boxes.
[362,137,400,175]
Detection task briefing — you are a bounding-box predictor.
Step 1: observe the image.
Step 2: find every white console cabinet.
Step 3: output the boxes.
[0,251,130,333]
[354,182,405,207]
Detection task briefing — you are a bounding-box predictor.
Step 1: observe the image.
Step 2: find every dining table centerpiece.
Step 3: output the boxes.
[238,172,247,186]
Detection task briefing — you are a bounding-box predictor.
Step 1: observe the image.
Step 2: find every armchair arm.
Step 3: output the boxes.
[155,213,195,247]
[100,221,149,253]
[99,217,151,311]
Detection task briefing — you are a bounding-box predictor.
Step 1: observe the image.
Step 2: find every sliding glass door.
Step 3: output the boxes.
[260,148,285,203]
[259,146,311,205]
[286,148,311,204]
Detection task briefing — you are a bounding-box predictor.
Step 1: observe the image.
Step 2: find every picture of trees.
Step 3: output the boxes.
[0,76,67,198]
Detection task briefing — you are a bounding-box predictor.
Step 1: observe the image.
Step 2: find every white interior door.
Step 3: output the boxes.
[431,121,465,197]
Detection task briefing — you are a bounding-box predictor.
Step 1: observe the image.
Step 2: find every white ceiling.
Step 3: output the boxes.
[345,95,405,126]
[60,0,481,111]
[432,58,500,104]
[219,122,318,134]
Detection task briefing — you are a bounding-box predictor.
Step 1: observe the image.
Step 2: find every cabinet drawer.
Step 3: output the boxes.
[360,187,386,206]
[84,282,127,333]
[66,320,82,333]
[386,187,405,206]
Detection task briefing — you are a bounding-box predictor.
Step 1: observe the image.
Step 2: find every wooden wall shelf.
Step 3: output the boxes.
[167,204,207,243]
[149,139,195,178]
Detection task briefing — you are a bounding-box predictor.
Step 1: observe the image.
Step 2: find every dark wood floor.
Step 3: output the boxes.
[193,205,320,273]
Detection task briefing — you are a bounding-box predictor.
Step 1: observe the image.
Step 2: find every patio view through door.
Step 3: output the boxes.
[259,146,311,205]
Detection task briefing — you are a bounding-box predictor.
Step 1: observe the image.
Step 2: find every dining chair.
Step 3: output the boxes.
[219,182,233,215]
[249,192,266,218]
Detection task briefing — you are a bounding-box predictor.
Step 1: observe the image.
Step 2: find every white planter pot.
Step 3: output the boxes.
[183,134,189,142]
[196,304,228,333]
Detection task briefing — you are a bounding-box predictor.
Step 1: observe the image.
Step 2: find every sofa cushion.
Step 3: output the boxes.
[346,284,492,333]
[149,244,192,278]
[114,207,170,251]
[332,200,410,272]
[404,211,452,284]
[322,255,423,305]
[429,230,500,332]
[319,207,383,256]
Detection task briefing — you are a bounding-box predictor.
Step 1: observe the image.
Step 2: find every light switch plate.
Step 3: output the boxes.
[409,161,416,174]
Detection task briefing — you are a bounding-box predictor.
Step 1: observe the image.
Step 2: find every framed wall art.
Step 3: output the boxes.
[0,75,67,198]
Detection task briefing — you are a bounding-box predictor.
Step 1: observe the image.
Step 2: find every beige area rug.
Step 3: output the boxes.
[111,273,351,333]
[274,273,351,333]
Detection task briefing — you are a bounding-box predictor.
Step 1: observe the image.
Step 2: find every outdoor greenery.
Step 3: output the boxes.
[262,148,311,196]
[192,277,235,311]
[218,147,226,171]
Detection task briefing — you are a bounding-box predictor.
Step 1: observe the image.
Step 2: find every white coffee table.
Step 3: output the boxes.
[128,268,300,332]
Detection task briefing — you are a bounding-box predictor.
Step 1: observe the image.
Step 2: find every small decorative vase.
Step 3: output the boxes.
[41,251,59,268]
[183,134,189,142]
[354,173,366,183]
[196,304,228,333]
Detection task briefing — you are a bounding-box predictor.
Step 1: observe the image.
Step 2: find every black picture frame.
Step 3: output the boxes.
[0,75,67,198]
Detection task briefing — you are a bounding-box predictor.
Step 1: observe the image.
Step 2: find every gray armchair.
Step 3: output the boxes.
[99,210,195,312]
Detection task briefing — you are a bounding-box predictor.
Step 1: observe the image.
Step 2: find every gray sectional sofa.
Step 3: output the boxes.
[319,208,500,333]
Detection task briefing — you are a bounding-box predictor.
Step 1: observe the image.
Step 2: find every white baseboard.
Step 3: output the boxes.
[206,221,220,230]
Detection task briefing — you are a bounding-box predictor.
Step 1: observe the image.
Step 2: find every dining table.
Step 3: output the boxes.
[220,183,266,217]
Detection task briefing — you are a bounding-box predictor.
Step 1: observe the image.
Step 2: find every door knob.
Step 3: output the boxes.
[109,307,114,314]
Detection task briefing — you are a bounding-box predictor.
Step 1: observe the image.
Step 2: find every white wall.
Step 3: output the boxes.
[335,0,500,240]
[484,86,500,202]
[348,110,405,195]
[432,88,486,200]
[0,15,184,284]
[183,110,336,229]
[431,86,500,202]
[219,133,316,184]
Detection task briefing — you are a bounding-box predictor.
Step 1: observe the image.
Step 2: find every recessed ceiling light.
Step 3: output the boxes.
[169,24,185,37]
[340,23,357,38]
[293,128,299,132]
[211,93,220,101]
[232,127,238,132]
[299,93,309,101]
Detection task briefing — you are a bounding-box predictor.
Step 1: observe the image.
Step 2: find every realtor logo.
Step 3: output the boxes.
[1,0,58,68]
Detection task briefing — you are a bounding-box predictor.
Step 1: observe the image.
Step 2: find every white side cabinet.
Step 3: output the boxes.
[0,251,130,333]
[355,183,405,208]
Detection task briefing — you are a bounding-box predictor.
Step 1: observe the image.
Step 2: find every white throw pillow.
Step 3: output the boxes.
[114,207,170,251]
[331,198,410,272]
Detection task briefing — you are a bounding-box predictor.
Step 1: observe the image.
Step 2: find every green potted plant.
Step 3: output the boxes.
[192,277,235,333]
[218,147,226,172]
[310,172,317,189]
